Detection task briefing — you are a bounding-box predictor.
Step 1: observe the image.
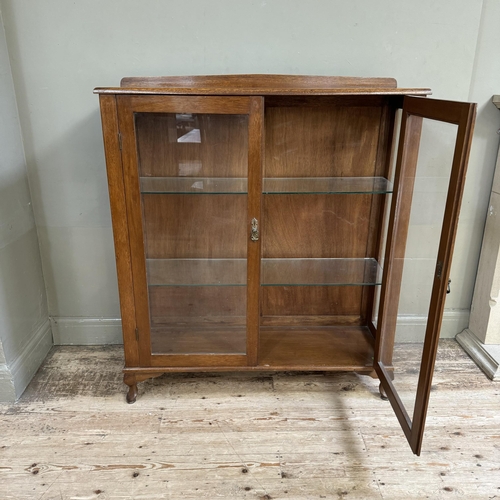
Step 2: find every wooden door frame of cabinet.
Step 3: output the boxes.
[246,97,264,366]
[115,94,263,369]
[374,96,476,455]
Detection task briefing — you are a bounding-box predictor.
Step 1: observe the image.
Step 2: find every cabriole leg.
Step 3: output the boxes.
[122,371,164,404]
[379,383,388,401]
[124,373,138,404]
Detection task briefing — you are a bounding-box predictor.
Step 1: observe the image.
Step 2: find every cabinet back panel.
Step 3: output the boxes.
[262,194,372,258]
[135,113,248,178]
[261,286,363,318]
[265,106,381,177]
[142,194,247,259]
[262,102,390,325]
[149,286,246,324]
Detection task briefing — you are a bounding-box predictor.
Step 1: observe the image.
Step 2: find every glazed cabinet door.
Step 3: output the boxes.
[375,96,476,455]
[116,95,263,368]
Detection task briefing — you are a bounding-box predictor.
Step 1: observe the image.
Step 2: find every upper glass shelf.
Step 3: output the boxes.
[263,177,393,194]
[140,176,392,195]
[146,258,382,287]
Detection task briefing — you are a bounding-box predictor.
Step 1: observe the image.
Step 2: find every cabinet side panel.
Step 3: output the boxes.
[98,95,139,366]
[363,100,398,327]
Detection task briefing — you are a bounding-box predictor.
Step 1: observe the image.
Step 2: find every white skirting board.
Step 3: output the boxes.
[0,364,16,402]
[51,317,123,345]
[50,310,470,346]
[0,318,53,402]
[456,329,500,381]
[389,310,470,342]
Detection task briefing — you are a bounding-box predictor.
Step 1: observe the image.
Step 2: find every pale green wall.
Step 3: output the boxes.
[0,10,51,401]
[0,0,499,347]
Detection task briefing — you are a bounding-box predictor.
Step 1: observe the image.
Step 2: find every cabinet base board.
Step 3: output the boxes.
[258,326,374,370]
[127,325,375,373]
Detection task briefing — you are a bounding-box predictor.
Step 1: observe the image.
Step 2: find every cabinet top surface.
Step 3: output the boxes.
[94,74,431,96]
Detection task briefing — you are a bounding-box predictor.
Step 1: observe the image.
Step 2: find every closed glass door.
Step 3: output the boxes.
[117,96,262,367]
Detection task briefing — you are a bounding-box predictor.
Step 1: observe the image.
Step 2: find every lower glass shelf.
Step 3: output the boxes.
[147,259,246,286]
[262,258,382,286]
[146,258,383,286]
[263,176,393,194]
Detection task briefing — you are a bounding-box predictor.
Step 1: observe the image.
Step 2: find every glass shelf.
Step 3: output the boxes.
[261,258,383,286]
[146,258,382,287]
[140,176,393,195]
[263,177,393,194]
[140,177,247,194]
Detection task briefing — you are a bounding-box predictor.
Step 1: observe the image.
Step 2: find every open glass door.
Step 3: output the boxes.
[375,96,476,455]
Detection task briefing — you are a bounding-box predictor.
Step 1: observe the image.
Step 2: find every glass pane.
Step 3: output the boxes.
[147,259,247,286]
[135,112,249,355]
[390,119,458,420]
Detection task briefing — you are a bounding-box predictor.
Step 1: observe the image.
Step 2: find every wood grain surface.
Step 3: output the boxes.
[120,74,399,89]
[0,342,496,499]
[95,74,431,97]
[264,105,382,178]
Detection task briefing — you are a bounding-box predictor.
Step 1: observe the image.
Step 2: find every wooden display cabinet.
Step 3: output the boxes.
[95,75,475,454]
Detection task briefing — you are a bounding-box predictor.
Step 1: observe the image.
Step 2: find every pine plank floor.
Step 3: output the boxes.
[0,340,499,499]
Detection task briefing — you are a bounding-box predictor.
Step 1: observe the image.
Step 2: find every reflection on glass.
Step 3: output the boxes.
[391,120,458,419]
[140,177,248,194]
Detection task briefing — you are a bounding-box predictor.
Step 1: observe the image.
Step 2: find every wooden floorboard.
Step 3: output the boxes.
[0,340,499,499]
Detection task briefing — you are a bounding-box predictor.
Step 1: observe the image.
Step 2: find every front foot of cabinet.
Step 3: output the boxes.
[123,371,164,404]
[123,373,138,404]
[379,383,389,401]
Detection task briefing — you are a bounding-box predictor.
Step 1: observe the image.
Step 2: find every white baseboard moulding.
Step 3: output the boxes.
[50,317,123,345]
[50,310,470,346]
[456,328,500,381]
[0,317,53,402]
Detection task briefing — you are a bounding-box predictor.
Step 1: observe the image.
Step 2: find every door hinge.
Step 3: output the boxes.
[436,261,443,279]
[135,327,139,342]
[118,132,122,150]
